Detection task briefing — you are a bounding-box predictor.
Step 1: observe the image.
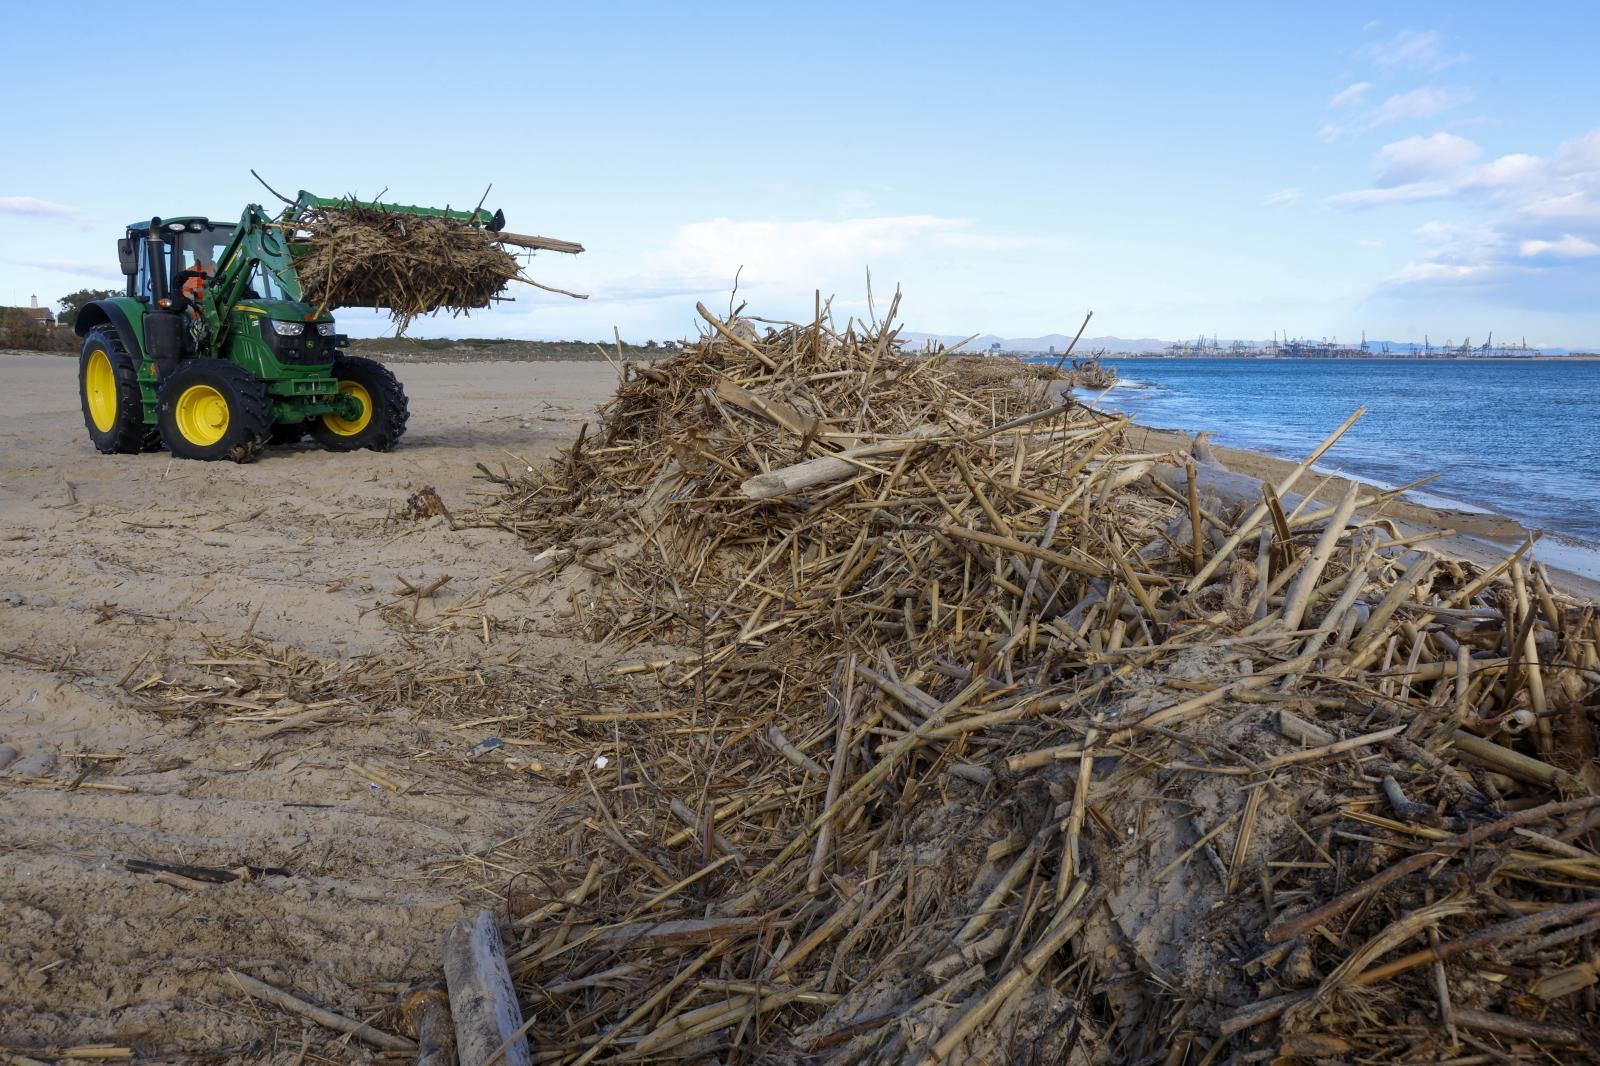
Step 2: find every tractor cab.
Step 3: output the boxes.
[118,217,289,306]
[116,213,338,377]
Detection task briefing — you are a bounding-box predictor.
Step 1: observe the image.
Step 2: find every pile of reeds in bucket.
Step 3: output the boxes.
[290,199,584,331]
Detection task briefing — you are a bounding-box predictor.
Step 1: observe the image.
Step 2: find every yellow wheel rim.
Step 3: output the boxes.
[174,384,231,446]
[322,381,373,436]
[85,349,117,433]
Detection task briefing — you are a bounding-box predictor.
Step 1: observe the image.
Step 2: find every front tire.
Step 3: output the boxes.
[79,327,151,454]
[157,361,273,462]
[309,355,409,452]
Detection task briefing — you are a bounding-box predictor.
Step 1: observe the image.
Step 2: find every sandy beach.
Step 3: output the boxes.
[3,351,1596,1054]
[0,353,614,1051]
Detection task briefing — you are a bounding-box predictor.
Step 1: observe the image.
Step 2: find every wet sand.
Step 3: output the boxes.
[1124,422,1600,601]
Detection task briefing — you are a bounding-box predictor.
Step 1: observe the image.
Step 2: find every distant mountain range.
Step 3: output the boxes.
[899,332,1172,354]
[898,331,1589,357]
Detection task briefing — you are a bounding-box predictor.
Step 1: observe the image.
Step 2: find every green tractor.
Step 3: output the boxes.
[75,192,499,462]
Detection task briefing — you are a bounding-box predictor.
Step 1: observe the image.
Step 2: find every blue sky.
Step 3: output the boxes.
[2,2,1597,347]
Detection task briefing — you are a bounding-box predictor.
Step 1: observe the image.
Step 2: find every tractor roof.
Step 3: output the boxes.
[124,217,235,233]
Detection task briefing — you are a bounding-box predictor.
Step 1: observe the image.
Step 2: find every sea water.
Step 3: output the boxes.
[1049,358,1600,541]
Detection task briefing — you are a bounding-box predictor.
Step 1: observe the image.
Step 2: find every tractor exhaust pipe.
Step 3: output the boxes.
[142,217,185,375]
[145,218,171,307]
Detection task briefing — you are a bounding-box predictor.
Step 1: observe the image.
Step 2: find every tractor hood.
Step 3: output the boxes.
[231,300,344,365]
[232,298,328,323]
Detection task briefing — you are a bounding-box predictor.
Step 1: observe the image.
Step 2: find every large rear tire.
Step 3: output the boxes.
[156,360,272,462]
[79,327,153,454]
[309,355,409,452]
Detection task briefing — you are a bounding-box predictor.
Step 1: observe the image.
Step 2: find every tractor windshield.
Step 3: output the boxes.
[173,223,291,301]
[248,263,288,301]
[175,224,234,275]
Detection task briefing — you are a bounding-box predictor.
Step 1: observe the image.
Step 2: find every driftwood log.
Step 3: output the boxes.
[493,230,585,255]
[443,909,532,1066]
[1149,432,1312,518]
[740,428,947,500]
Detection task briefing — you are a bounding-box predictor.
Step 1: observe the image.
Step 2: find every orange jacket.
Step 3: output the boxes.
[182,263,209,302]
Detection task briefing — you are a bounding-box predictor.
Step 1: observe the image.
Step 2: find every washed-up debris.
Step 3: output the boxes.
[1066,354,1116,390]
[455,294,1600,1063]
[402,485,453,523]
[128,290,1600,1062]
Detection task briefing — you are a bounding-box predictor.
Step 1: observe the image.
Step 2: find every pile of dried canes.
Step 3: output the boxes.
[446,294,1600,1063]
[290,201,523,332]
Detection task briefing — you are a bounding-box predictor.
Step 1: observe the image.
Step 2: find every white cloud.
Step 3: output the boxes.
[1412,220,1505,258]
[558,214,1048,321]
[1381,220,1506,285]
[1324,121,1600,229]
[1329,82,1371,109]
[1520,234,1600,259]
[1464,153,1543,191]
[1319,85,1472,140]
[1554,130,1600,174]
[1386,260,1491,284]
[1309,39,1600,313]
[1361,131,1600,309]
[1520,192,1600,221]
[0,196,79,220]
[5,257,108,275]
[1335,150,1553,211]
[1374,133,1481,186]
[1263,188,1303,206]
[1370,87,1473,126]
[1328,181,1456,209]
[1359,29,1469,72]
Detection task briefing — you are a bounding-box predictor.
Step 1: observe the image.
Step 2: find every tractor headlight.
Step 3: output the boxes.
[316,322,336,337]
[269,320,305,336]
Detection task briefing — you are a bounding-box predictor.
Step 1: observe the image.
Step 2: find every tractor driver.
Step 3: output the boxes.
[182,250,214,304]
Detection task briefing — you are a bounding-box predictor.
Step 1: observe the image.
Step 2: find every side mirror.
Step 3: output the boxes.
[117,238,138,276]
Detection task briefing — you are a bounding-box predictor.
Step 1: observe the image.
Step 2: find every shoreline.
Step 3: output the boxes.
[1120,419,1600,601]
[1099,354,1600,362]
[12,340,1593,599]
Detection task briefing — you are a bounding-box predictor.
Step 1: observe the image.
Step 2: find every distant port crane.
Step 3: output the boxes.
[1162,327,1545,358]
